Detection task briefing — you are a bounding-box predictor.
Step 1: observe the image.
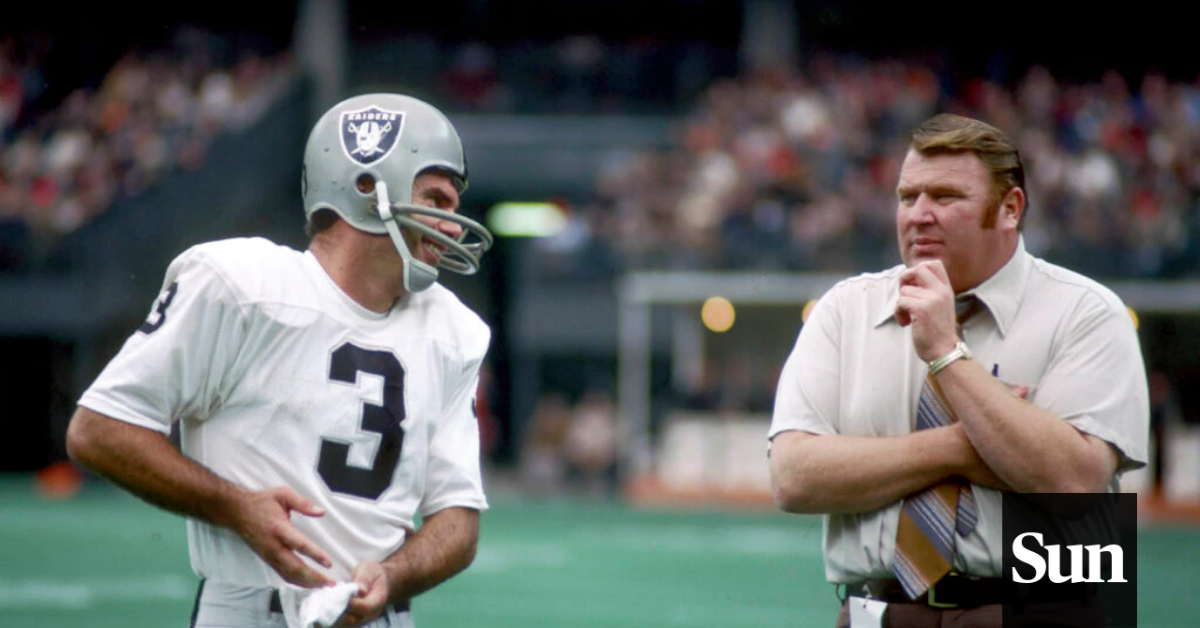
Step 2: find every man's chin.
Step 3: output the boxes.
[905,245,947,264]
[903,253,936,267]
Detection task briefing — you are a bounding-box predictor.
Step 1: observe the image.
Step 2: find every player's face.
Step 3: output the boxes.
[895,150,1018,292]
[403,172,463,267]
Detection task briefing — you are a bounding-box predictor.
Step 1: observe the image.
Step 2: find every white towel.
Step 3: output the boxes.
[278,582,360,628]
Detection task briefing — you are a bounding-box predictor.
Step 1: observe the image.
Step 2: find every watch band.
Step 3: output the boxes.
[928,340,971,375]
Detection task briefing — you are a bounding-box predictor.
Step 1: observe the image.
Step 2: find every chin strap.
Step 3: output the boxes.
[375,181,438,293]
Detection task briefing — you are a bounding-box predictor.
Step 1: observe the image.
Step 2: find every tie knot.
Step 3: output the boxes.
[955,295,980,326]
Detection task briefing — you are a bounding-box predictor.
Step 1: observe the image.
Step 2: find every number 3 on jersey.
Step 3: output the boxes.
[318,343,407,500]
[138,282,179,334]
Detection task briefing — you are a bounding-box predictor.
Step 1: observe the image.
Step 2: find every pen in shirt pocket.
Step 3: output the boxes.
[994,364,1034,400]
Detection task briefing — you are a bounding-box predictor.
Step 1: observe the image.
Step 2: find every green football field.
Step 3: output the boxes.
[1,474,1197,628]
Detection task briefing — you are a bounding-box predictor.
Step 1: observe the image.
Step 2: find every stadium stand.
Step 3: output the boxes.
[525,57,1200,281]
[0,27,296,271]
[2,3,1198,520]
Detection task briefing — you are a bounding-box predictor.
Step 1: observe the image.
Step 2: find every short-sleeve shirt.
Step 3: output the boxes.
[80,237,491,586]
[769,239,1148,584]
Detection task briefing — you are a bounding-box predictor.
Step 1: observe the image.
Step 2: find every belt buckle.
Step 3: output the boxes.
[926,582,958,609]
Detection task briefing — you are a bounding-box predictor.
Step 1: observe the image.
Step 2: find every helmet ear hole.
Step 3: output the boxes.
[356,173,377,195]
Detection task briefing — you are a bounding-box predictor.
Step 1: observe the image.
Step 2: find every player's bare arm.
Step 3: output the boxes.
[895,260,1119,493]
[330,507,479,627]
[66,407,336,588]
[384,507,479,601]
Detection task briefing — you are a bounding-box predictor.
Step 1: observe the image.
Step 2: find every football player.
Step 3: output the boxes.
[67,93,494,628]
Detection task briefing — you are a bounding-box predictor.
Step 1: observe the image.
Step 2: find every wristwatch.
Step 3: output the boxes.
[928,340,972,375]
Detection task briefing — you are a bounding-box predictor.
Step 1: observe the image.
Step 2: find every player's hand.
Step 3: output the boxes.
[333,561,390,627]
[894,260,958,362]
[230,486,335,588]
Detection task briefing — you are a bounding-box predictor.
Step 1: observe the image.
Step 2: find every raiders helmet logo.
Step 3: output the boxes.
[340,106,405,165]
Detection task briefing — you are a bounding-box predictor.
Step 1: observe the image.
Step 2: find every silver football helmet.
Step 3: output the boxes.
[302,93,493,292]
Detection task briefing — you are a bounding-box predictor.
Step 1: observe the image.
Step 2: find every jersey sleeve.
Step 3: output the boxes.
[418,325,491,517]
[78,247,247,434]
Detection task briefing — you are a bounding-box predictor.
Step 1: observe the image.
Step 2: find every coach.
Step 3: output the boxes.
[768,113,1148,627]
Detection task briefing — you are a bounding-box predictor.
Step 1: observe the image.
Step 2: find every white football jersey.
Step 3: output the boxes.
[80,237,491,585]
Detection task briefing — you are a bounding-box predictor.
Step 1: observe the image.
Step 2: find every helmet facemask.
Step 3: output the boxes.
[371,179,493,293]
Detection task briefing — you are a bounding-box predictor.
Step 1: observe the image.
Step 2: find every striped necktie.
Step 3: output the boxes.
[892,296,981,599]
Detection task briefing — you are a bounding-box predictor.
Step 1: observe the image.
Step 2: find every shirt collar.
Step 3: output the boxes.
[873,236,1032,337]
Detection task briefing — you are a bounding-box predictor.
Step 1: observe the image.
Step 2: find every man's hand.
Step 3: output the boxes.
[948,383,1028,492]
[229,487,336,588]
[333,561,390,627]
[948,423,1012,491]
[895,260,959,362]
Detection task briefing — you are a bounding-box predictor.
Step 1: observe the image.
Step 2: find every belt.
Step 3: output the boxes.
[845,575,1097,609]
[268,589,411,614]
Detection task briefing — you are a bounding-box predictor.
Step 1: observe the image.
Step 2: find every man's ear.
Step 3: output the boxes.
[1000,186,1025,229]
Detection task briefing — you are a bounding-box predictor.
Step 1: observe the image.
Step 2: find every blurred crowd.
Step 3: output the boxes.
[430,36,726,115]
[0,28,296,269]
[12,34,1194,282]
[534,54,1200,281]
